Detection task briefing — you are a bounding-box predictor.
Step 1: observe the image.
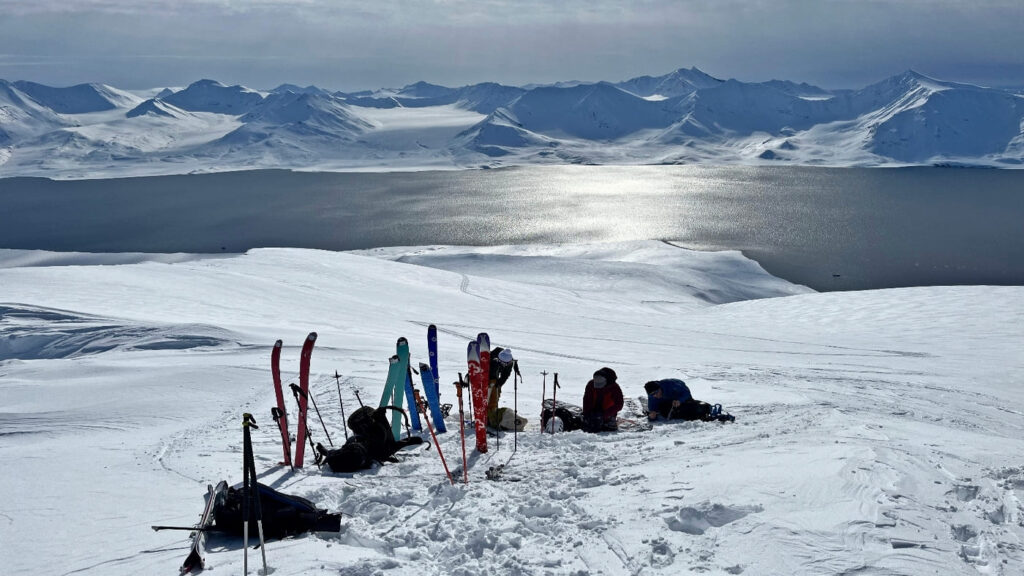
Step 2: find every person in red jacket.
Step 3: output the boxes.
[582,367,624,432]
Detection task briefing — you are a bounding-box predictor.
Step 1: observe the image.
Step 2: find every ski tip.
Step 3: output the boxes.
[397,336,408,345]
[274,339,282,348]
[419,362,431,371]
[307,332,318,341]
[389,355,400,364]
[428,324,436,330]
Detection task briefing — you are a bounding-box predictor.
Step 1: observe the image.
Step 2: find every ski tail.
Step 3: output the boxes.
[271,340,292,467]
[467,340,487,453]
[179,480,228,574]
[388,338,411,441]
[422,361,447,434]
[426,325,446,433]
[294,332,317,468]
[405,367,422,431]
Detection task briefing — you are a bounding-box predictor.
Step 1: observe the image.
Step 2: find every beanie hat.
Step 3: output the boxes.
[497,348,514,365]
[644,381,661,394]
[593,367,617,388]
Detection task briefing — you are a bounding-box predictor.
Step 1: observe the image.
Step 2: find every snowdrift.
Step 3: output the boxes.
[1,241,1022,575]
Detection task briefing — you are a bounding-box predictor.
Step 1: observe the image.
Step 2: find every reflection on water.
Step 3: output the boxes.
[1,165,1022,291]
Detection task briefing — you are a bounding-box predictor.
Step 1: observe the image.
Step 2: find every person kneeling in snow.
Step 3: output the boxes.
[486,347,528,431]
[644,379,734,422]
[582,367,624,432]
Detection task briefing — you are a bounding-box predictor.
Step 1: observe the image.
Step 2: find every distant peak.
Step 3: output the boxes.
[189,79,225,88]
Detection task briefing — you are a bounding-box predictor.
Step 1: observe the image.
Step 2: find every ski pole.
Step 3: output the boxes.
[290,384,322,468]
[294,382,333,447]
[550,373,560,435]
[540,371,547,435]
[414,389,454,485]
[513,361,521,453]
[334,371,348,441]
[270,407,292,469]
[242,413,268,576]
[455,374,469,483]
[151,525,222,532]
[354,389,364,408]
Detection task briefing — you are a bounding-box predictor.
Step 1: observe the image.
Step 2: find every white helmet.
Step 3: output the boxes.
[544,416,564,433]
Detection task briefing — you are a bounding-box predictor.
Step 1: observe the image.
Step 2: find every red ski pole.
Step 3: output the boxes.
[414,389,454,485]
[455,374,469,484]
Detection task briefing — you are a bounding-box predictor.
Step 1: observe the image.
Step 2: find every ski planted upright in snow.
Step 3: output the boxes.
[404,364,422,432]
[293,332,317,468]
[425,325,446,433]
[467,339,487,453]
[379,337,411,441]
[270,340,292,468]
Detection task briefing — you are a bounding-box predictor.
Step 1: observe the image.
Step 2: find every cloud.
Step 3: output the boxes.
[0,1,1021,90]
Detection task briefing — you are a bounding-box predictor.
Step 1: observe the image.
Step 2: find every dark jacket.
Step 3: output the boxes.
[582,367,624,420]
[647,378,692,417]
[488,347,514,386]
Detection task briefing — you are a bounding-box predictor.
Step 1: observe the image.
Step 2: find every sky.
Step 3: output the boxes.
[1,0,1022,92]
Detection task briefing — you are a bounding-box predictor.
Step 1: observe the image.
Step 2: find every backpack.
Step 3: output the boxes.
[213,483,341,538]
[540,399,585,432]
[319,405,423,473]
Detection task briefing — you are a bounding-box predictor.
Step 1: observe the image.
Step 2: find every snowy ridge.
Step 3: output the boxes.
[1,241,1022,575]
[1,68,1023,177]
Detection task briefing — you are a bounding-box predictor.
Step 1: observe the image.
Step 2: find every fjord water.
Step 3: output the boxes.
[1,165,1021,291]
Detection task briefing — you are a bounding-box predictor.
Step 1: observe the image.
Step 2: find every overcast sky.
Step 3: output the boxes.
[1,1,1022,92]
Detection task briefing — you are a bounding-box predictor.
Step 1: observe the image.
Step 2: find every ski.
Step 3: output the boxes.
[379,338,411,441]
[405,365,423,432]
[270,340,292,468]
[425,325,447,433]
[293,332,317,468]
[178,480,228,574]
[467,339,487,453]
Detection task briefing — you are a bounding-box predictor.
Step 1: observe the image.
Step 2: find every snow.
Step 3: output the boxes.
[1,240,1022,575]
[2,68,1023,179]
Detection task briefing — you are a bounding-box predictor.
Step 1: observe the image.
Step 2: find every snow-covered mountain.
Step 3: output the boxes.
[11,81,141,113]
[148,79,264,115]
[0,80,78,144]
[2,68,1023,178]
[614,66,724,98]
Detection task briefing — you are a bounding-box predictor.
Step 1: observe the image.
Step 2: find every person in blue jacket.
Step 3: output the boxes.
[644,379,734,422]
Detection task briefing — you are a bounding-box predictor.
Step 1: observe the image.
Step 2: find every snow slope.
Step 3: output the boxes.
[1,241,1022,575]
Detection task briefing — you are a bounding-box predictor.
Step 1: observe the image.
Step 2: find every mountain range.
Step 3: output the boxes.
[1,67,1022,178]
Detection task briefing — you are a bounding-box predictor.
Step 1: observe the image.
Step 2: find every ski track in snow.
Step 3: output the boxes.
[0,242,1022,575]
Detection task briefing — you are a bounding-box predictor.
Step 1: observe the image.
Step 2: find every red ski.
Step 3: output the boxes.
[293,332,317,468]
[270,340,292,468]
[477,332,491,418]
[467,339,487,453]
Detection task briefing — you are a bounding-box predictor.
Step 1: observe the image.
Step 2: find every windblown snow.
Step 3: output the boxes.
[1,241,1022,575]
[1,68,1023,179]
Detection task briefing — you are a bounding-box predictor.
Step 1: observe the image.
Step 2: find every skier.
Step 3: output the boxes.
[486,347,527,431]
[644,379,734,422]
[581,367,624,432]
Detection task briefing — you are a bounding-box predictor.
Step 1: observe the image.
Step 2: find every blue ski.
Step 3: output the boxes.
[426,325,446,433]
[405,365,422,431]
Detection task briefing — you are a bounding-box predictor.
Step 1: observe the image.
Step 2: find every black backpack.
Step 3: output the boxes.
[540,399,585,432]
[213,483,341,538]
[319,405,422,473]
